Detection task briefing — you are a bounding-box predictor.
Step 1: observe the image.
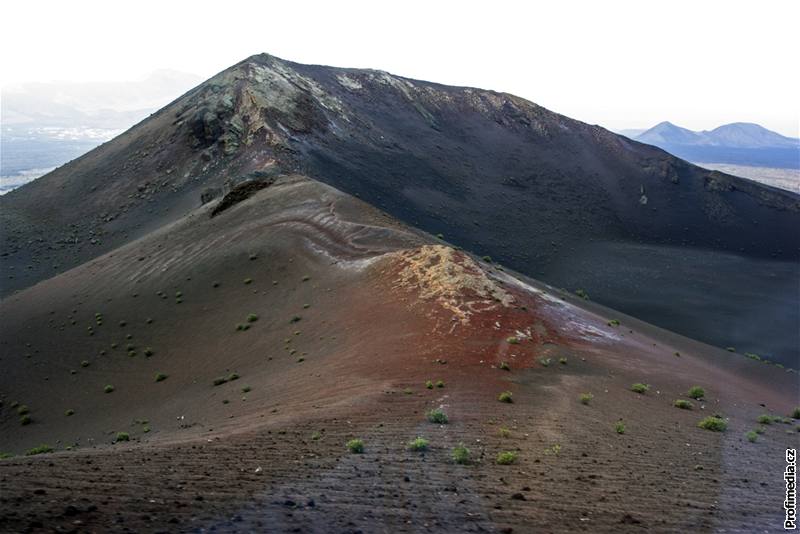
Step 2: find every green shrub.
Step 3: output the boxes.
[16,405,29,415]
[290,315,302,323]
[144,348,154,357]
[757,414,773,425]
[630,383,649,394]
[407,437,429,451]
[791,407,800,419]
[755,426,766,434]
[674,399,694,410]
[213,377,228,386]
[104,385,115,393]
[435,380,445,388]
[574,289,589,300]
[452,443,471,464]
[498,427,511,438]
[426,409,448,424]
[227,372,240,381]
[154,373,168,382]
[506,336,519,345]
[687,386,705,400]
[614,421,626,434]
[311,431,322,440]
[539,357,552,367]
[20,415,32,425]
[726,347,736,352]
[0,452,13,459]
[745,430,758,443]
[496,451,518,465]
[25,445,53,456]
[558,357,568,365]
[236,324,250,331]
[247,314,259,323]
[499,361,510,371]
[80,360,90,368]
[579,393,593,405]
[425,380,434,389]
[241,386,251,393]
[243,278,253,284]
[608,319,620,327]
[65,409,75,416]
[115,432,130,442]
[698,416,727,432]
[498,391,513,403]
[346,438,364,453]
[544,444,561,455]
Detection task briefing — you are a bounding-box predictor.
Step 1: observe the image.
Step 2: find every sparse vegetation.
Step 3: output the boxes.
[115,432,130,442]
[20,415,32,425]
[65,409,75,416]
[244,278,253,284]
[104,385,115,393]
[290,315,302,323]
[154,373,168,382]
[539,357,552,367]
[311,431,322,441]
[247,314,259,323]
[574,288,589,300]
[435,380,445,388]
[745,430,758,443]
[496,451,518,465]
[498,427,511,438]
[236,323,250,331]
[791,407,800,419]
[544,444,562,455]
[756,414,773,425]
[25,445,53,456]
[407,437,429,452]
[506,336,519,345]
[579,393,594,405]
[242,386,252,393]
[426,408,449,424]
[17,405,29,415]
[452,443,471,464]
[499,361,510,371]
[346,438,364,453]
[144,347,154,357]
[674,399,694,410]
[630,383,650,394]
[558,357,568,365]
[726,347,736,352]
[614,421,626,434]
[698,416,727,432]
[80,360,90,367]
[608,319,620,327]
[498,391,513,403]
[687,386,705,400]
[425,380,434,389]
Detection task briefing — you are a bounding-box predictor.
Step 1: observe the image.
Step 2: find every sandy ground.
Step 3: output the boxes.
[1,176,798,533]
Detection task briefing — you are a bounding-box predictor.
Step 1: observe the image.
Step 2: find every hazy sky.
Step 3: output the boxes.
[2,0,798,136]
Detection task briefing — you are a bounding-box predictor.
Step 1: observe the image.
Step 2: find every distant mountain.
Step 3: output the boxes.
[634,121,799,169]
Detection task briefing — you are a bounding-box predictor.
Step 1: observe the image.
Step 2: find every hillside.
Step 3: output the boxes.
[1,174,797,532]
[2,53,797,366]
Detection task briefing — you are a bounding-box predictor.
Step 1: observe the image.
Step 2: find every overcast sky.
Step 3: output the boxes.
[1,0,798,136]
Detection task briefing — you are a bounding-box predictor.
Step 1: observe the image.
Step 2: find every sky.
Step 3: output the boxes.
[1,0,799,136]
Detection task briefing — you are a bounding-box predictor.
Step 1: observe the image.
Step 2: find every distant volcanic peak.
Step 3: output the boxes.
[383,244,514,324]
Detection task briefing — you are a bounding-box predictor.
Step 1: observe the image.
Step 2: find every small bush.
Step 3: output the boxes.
[698,416,727,432]
[630,383,649,394]
[499,361,510,371]
[104,385,115,393]
[407,437,429,451]
[498,391,513,403]
[755,426,766,434]
[791,407,800,419]
[426,409,448,424]
[80,360,90,368]
[558,357,568,365]
[498,427,511,438]
[16,405,29,416]
[608,319,620,327]
[144,348,154,357]
[614,421,626,434]
[247,314,259,323]
[507,336,519,345]
[496,451,518,465]
[154,373,168,382]
[687,386,705,400]
[539,357,552,367]
[65,409,75,416]
[290,315,302,323]
[346,439,364,453]
[25,445,53,456]
[425,380,434,389]
[115,432,130,442]
[0,452,13,459]
[452,443,471,464]
[236,324,250,331]
[435,380,445,388]
[726,347,736,352]
[756,414,773,425]
[311,431,322,440]
[20,415,32,425]
[244,278,253,285]
[745,430,758,443]
[674,399,694,410]
[579,393,593,405]
[213,377,228,386]
[228,372,240,381]
[574,289,589,300]
[241,386,252,393]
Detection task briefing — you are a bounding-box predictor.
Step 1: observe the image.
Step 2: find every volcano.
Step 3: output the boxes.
[0,54,798,532]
